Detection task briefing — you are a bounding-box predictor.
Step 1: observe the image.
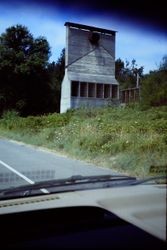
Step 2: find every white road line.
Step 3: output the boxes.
[0,160,49,194]
[0,160,34,184]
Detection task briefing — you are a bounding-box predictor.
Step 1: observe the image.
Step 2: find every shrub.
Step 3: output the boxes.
[141,70,167,107]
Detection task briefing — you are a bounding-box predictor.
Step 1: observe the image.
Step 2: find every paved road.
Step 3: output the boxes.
[0,138,117,190]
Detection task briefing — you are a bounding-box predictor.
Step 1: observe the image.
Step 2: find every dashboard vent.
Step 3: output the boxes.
[0,196,59,208]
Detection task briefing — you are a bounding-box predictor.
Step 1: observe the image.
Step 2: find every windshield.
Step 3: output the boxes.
[0,1,166,192]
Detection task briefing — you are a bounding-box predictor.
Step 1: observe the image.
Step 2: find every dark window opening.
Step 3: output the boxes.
[88,83,96,97]
[104,84,111,98]
[112,85,118,99]
[71,81,79,97]
[96,84,103,98]
[71,82,118,99]
[80,82,88,97]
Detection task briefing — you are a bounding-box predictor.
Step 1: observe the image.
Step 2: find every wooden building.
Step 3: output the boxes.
[60,22,119,113]
[120,87,140,104]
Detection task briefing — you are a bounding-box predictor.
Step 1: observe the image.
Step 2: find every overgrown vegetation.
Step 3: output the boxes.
[0,106,166,178]
[141,69,167,108]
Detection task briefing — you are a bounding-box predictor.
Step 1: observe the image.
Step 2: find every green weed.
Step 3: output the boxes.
[0,106,166,177]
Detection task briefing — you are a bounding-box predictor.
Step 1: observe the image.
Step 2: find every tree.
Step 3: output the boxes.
[0,24,51,115]
[115,58,144,89]
[141,56,167,107]
[115,58,124,80]
[159,55,167,70]
[47,48,65,113]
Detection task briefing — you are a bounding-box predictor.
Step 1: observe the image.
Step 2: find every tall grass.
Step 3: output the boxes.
[0,106,166,177]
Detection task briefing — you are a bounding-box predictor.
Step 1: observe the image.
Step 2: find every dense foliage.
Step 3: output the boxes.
[141,69,167,107]
[0,25,64,116]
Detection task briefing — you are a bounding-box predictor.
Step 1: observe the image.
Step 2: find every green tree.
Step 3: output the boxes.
[0,24,51,115]
[141,56,167,107]
[47,48,65,112]
[115,58,144,89]
[115,58,124,81]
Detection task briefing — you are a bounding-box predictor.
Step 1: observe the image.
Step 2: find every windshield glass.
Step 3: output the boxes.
[0,0,166,193]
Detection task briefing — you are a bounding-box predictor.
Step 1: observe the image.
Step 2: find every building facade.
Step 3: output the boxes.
[60,22,119,113]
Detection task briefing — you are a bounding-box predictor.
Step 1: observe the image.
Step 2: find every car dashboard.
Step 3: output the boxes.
[0,183,166,248]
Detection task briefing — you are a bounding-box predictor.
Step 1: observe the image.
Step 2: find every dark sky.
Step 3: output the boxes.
[3,0,166,32]
[35,0,166,31]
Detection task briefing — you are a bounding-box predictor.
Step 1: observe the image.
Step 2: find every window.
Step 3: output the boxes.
[88,83,96,97]
[71,82,117,99]
[80,82,88,97]
[112,85,118,99]
[104,84,111,98]
[71,81,79,97]
[96,84,103,98]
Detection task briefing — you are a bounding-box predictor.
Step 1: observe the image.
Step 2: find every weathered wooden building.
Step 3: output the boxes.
[60,22,119,113]
[120,87,140,104]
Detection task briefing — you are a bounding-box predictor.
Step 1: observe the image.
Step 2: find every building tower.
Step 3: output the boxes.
[60,22,119,113]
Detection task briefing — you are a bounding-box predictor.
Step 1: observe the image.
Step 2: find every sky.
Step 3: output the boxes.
[0,0,166,74]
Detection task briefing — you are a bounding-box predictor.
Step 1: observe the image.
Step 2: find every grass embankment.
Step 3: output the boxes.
[0,106,167,177]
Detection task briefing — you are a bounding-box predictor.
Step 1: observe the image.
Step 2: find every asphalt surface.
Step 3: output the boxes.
[0,138,118,190]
